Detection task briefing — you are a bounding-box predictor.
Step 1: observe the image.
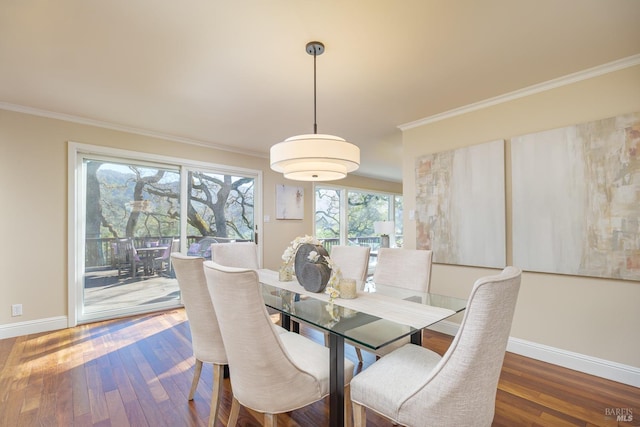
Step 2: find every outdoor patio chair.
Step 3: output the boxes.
[113,238,141,278]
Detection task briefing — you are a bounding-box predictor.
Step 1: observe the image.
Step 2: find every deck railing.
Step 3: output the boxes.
[86,234,403,268]
[85,236,217,268]
[320,236,403,252]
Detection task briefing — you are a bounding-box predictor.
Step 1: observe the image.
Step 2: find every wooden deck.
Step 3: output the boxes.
[83,268,180,314]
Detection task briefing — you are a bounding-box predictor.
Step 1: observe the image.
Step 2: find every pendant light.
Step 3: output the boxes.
[270,41,360,181]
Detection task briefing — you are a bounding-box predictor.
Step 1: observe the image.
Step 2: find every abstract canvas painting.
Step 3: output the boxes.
[511,112,640,281]
[276,185,304,220]
[415,139,506,268]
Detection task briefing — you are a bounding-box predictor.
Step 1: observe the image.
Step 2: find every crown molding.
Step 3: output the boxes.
[0,102,269,159]
[399,54,640,130]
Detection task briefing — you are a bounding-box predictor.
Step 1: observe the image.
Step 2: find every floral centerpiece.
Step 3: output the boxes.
[279,235,317,281]
[280,235,341,293]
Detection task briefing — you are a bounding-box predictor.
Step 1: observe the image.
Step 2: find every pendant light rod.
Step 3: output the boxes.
[313,47,317,134]
[306,41,324,135]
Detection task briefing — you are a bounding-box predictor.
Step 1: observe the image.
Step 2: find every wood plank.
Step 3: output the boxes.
[86,362,109,424]
[105,389,130,427]
[122,398,150,427]
[116,343,168,426]
[0,336,17,370]
[54,360,74,427]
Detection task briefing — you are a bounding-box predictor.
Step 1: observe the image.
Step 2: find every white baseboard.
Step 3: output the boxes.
[0,316,68,340]
[506,337,640,388]
[428,320,640,388]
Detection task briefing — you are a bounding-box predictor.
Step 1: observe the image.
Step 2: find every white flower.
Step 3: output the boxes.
[282,246,295,262]
[325,286,340,301]
[282,235,322,265]
[324,255,342,287]
[324,255,334,268]
[307,251,320,263]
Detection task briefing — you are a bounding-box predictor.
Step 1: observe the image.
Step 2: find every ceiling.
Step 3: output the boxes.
[2,1,639,182]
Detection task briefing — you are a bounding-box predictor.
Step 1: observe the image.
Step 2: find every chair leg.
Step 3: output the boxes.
[208,364,224,427]
[264,413,278,427]
[188,359,203,400]
[344,384,353,427]
[228,397,241,427]
[353,401,366,427]
[355,347,364,364]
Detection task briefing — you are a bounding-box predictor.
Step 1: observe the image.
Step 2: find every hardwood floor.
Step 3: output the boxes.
[1,309,638,426]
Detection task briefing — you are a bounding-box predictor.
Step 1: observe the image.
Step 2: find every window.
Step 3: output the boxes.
[187,171,255,241]
[315,185,402,252]
[315,187,342,240]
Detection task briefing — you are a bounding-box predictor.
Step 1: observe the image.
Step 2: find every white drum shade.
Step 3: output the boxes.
[270,134,360,181]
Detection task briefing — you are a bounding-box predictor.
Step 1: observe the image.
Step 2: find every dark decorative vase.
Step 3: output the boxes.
[294,243,331,293]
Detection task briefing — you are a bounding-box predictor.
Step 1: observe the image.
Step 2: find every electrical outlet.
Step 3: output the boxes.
[11,304,22,316]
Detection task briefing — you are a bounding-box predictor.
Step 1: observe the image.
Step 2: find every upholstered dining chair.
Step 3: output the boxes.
[350,248,434,360]
[170,253,228,427]
[329,245,371,362]
[209,240,288,322]
[203,261,356,427]
[350,266,522,427]
[210,241,259,269]
[330,245,371,284]
[373,247,433,292]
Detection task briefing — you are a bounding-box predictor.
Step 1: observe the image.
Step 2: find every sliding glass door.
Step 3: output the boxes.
[82,158,182,319]
[72,144,260,324]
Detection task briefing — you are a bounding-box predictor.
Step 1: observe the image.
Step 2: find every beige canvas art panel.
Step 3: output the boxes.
[415,139,506,268]
[511,112,640,281]
[276,184,304,220]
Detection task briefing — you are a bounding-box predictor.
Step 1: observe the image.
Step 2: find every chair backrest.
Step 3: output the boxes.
[399,266,522,426]
[159,238,180,259]
[372,248,433,292]
[171,253,227,365]
[114,238,139,263]
[112,239,126,264]
[202,261,325,412]
[210,241,259,269]
[171,238,180,252]
[330,245,371,284]
[158,243,172,260]
[186,237,219,258]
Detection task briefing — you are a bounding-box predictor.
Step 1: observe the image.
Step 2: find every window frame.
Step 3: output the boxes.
[68,142,262,326]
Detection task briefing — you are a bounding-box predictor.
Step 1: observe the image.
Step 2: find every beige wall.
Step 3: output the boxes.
[0,109,399,327]
[402,65,640,367]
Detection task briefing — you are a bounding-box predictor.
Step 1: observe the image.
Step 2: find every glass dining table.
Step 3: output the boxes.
[258,269,467,427]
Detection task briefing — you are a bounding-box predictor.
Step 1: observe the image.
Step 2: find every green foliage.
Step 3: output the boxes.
[88,161,254,240]
[347,191,389,238]
[315,188,340,238]
[314,187,401,241]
